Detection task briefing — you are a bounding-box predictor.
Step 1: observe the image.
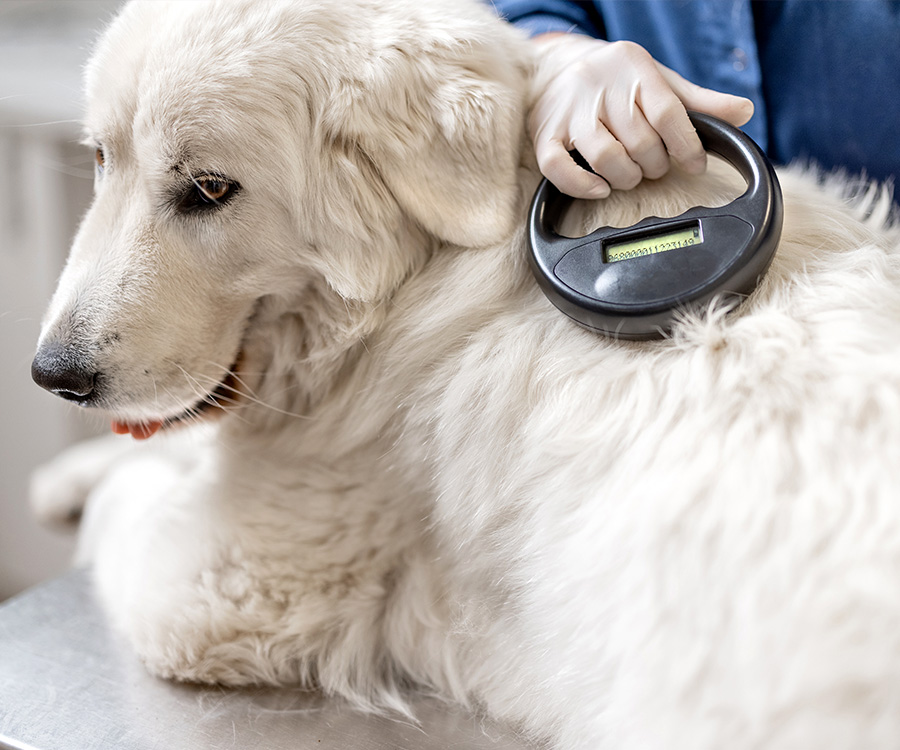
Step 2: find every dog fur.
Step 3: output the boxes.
[30,0,900,747]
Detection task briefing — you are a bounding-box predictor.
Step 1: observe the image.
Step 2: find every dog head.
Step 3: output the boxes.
[32,0,529,437]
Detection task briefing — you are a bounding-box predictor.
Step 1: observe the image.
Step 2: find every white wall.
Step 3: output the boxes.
[0,1,122,600]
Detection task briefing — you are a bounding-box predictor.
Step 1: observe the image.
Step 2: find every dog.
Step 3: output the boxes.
[29,0,900,747]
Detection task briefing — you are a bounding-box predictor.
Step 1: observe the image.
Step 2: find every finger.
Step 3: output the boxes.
[659,66,755,127]
[634,78,708,175]
[536,137,612,199]
[569,115,644,191]
[600,95,671,180]
[621,125,670,181]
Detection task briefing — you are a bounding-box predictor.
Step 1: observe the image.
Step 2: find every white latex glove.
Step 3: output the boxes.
[530,34,755,199]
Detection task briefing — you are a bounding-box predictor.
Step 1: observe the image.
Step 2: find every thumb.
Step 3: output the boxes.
[658,65,754,127]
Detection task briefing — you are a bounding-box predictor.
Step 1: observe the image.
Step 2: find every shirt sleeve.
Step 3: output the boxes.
[488,1,605,38]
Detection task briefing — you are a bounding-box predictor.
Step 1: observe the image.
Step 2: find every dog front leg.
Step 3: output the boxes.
[29,434,141,528]
[80,446,442,708]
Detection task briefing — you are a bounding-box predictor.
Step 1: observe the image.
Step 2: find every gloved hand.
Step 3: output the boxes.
[529,34,755,199]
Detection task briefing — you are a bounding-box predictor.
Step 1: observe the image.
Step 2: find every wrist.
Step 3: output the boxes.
[530,33,607,93]
[533,31,567,44]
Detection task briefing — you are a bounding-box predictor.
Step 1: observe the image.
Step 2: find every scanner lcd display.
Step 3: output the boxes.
[604,223,703,263]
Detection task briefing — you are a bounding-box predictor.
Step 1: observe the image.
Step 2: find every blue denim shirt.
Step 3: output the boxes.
[491,1,900,184]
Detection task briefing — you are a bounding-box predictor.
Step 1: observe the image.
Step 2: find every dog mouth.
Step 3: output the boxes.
[110,354,244,440]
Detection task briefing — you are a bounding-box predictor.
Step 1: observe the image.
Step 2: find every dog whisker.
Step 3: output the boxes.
[188,361,315,422]
[170,364,302,427]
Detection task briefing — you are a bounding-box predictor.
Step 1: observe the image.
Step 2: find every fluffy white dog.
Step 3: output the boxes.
[30,0,900,747]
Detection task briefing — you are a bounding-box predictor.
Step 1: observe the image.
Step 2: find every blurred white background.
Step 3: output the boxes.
[0,0,122,600]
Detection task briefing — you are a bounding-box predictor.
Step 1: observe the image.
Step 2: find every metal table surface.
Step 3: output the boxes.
[0,570,538,750]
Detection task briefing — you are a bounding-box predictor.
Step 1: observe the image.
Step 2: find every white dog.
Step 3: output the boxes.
[30,0,900,747]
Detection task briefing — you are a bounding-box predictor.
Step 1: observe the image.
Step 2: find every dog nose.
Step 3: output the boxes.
[31,343,98,404]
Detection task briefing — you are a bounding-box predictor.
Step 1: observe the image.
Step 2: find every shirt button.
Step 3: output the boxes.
[731,47,748,72]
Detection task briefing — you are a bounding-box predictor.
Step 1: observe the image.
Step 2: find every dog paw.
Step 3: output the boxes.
[29,436,136,528]
[127,598,303,688]
[139,635,282,687]
[30,463,88,527]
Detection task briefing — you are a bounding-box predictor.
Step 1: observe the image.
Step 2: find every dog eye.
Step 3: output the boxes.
[176,175,239,213]
[195,176,231,203]
[95,147,105,176]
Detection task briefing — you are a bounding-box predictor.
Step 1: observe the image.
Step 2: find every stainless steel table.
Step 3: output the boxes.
[0,570,538,750]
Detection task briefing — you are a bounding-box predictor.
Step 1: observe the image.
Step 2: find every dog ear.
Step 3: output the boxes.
[324,12,530,250]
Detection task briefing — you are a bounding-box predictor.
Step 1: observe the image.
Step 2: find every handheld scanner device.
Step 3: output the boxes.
[527,111,783,339]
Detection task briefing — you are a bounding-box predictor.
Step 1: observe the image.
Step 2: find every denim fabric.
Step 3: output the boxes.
[490,0,900,183]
